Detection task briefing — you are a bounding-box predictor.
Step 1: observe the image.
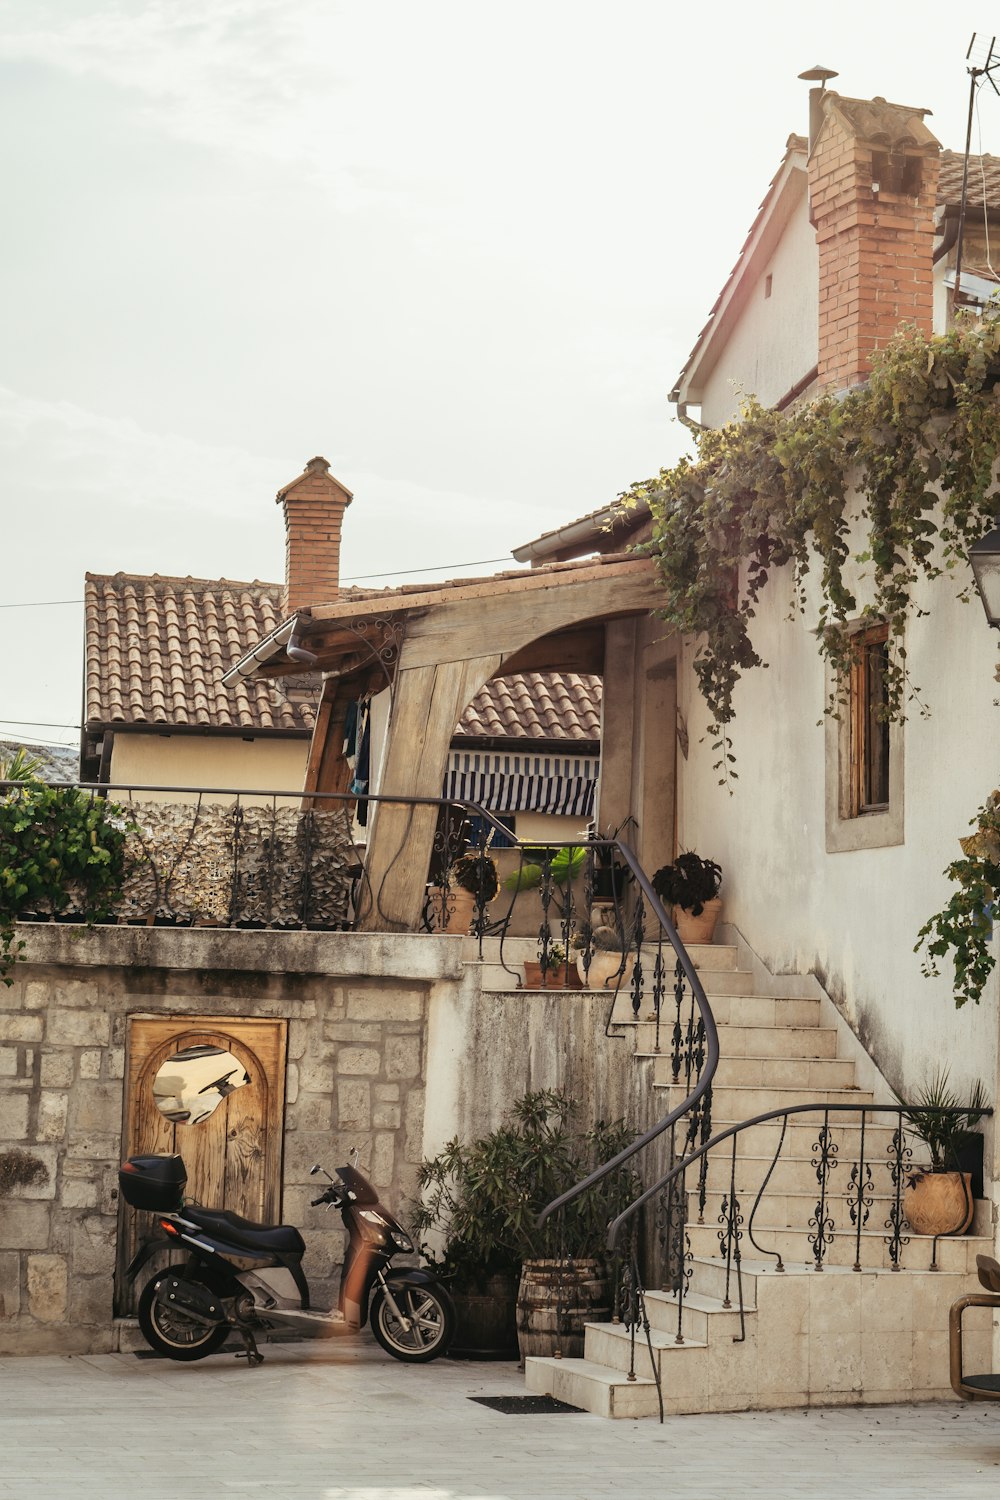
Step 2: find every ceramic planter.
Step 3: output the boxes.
[576,951,634,990]
[675,896,722,944]
[522,961,581,989]
[903,1169,974,1235]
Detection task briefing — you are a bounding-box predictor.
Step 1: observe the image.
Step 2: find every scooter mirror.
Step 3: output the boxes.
[152,1045,250,1125]
[309,1164,322,1175]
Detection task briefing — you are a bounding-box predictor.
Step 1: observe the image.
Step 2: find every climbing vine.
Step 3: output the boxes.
[621,312,1000,780]
[915,789,1000,1009]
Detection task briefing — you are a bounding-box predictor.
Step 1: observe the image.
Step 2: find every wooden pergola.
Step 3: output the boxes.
[230,553,676,929]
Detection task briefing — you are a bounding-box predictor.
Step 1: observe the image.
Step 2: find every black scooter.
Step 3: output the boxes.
[120,1148,454,1366]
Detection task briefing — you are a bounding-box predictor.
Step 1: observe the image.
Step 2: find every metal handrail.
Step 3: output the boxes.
[537,847,718,1224]
[606,1100,994,1250]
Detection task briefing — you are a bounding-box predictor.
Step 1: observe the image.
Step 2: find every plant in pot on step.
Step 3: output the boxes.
[432,848,499,934]
[571,917,634,990]
[893,1070,990,1236]
[651,852,723,944]
[523,940,579,989]
[411,1089,639,1362]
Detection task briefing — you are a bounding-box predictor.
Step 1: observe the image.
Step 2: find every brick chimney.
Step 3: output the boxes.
[275,456,354,613]
[808,92,941,392]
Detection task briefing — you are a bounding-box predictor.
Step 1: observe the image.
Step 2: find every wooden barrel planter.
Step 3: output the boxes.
[516,1258,609,1361]
[449,1274,520,1360]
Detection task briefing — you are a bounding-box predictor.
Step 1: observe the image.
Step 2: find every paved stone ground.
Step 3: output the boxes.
[2,1337,1000,1500]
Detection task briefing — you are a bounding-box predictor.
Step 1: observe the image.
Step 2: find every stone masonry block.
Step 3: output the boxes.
[0,1092,29,1139]
[63,1134,117,1161]
[298,1051,335,1093]
[288,1020,310,1060]
[373,1084,400,1102]
[404,1088,425,1164]
[285,1062,299,1105]
[385,1035,421,1081]
[36,1092,69,1142]
[370,1132,394,1188]
[372,1103,401,1130]
[0,1252,20,1318]
[69,1275,112,1329]
[337,1080,370,1131]
[47,1010,110,1047]
[337,1047,380,1076]
[79,1051,102,1080]
[323,1022,381,1043]
[72,1215,116,1277]
[61,1180,99,1210]
[0,1203,50,1250]
[70,1083,124,1136]
[106,1047,125,1080]
[40,1052,75,1088]
[346,990,424,1023]
[0,1014,42,1042]
[0,1047,18,1077]
[287,1094,332,1132]
[27,1255,67,1323]
[4,1144,56,1201]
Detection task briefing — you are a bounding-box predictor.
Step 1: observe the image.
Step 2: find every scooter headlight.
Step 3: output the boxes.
[391,1230,413,1252]
[357,1209,390,1244]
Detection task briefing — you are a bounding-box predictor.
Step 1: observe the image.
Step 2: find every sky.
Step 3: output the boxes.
[2,0,998,749]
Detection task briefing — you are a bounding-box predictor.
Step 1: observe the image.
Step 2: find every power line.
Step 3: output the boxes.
[0,555,518,611]
[0,718,81,730]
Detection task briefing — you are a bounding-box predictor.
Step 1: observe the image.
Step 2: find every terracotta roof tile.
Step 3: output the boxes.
[84,572,317,733]
[456,673,602,742]
[937,151,1000,210]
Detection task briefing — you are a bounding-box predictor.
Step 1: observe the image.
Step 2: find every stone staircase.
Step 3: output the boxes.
[525,939,996,1417]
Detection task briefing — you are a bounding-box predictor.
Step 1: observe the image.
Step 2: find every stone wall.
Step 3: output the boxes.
[0,924,465,1356]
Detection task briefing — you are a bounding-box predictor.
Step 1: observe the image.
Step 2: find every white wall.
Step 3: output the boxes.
[109,733,309,805]
[674,502,1000,1105]
[699,205,819,428]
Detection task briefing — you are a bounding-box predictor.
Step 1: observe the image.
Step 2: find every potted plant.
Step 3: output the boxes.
[412,1089,639,1361]
[572,919,634,990]
[894,1070,989,1236]
[523,941,581,990]
[651,852,723,943]
[431,848,499,934]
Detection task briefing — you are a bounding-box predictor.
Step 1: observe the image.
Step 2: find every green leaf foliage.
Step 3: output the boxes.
[916,788,1000,1007]
[0,780,131,983]
[410,1088,641,1290]
[620,313,1000,782]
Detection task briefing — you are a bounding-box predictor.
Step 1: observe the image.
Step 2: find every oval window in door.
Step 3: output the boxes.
[152,1044,250,1125]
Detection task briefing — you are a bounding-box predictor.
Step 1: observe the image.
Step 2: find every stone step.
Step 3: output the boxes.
[701,993,823,1026]
[635,1021,839,1060]
[657,1082,875,1115]
[701,1115,904,1157]
[524,1354,663,1419]
[650,1053,857,1090]
[689,1148,921,1198]
[641,1286,751,1340]
[690,1184,902,1228]
[584,1319,709,1382]
[685,1223,993,1275]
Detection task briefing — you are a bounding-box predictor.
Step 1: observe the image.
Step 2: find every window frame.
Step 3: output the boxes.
[825,619,904,853]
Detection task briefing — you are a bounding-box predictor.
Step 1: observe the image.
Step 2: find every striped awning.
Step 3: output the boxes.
[444,749,599,818]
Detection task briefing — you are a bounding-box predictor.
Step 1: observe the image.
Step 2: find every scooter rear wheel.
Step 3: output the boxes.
[137,1273,231,1362]
[370,1283,454,1363]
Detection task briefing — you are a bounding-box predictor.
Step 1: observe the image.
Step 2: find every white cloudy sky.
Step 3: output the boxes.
[1,0,996,747]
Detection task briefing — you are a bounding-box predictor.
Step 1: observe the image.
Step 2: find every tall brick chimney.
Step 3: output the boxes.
[808,92,941,392]
[275,456,354,613]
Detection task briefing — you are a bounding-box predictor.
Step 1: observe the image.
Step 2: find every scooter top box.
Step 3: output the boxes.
[119,1154,187,1213]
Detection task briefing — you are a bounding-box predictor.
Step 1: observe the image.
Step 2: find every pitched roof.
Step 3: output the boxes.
[939,150,1000,212]
[84,572,316,732]
[457,673,601,742]
[0,740,79,782]
[85,572,604,746]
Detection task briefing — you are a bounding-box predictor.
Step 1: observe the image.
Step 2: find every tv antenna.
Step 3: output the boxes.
[954,34,1000,304]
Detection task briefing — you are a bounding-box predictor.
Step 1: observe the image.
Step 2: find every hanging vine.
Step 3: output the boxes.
[621,312,1000,781]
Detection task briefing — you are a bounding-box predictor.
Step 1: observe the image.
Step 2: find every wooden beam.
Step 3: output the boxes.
[399,567,662,670]
[357,654,501,931]
[496,625,605,678]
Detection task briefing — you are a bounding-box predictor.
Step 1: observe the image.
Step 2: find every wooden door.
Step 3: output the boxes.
[115,1015,287,1316]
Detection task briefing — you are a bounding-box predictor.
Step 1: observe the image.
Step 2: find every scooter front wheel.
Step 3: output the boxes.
[370,1283,454,1363]
[137,1274,231,1362]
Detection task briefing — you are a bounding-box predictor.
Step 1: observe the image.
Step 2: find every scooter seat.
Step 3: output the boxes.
[184,1206,306,1256]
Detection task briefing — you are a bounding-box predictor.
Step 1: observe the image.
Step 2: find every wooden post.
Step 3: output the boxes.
[358,654,501,930]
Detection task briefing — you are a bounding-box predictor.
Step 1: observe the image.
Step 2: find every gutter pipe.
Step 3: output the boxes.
[221,615,316,687]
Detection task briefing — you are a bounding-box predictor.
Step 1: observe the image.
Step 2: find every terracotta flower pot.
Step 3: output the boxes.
[903,1170,974,1236]
[522,961,581,989]
[675,897,722,945]
[576,951,634,990]
[430,886,476,934]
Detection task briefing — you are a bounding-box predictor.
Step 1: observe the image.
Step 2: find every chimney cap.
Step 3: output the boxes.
[799,64,839,84]
[305,456,330,472]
